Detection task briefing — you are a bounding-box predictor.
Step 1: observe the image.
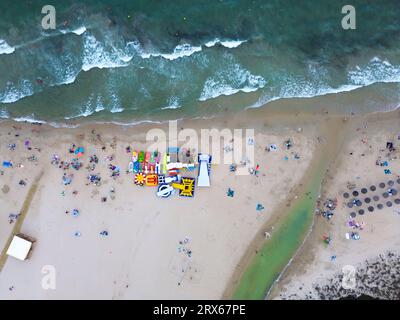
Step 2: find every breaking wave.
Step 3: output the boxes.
[0,80,34,104]
[0,39,15,55]
[82,33,131,72]
[0,33,250,105]
[348,57,400,86]
[161,96,182,110]
[13,115,46,124]
[138,43,202,60]
[204,38,247,48]
[199,63,266,101]
[60,26,87,36]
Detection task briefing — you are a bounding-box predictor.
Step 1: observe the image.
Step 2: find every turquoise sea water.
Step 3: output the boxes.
[0,0,400,124]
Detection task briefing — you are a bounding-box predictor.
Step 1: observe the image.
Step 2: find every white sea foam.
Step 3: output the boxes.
[278,76,359,100]
[0,39,15,55]
[218,57,399,109]
[60,26,87,36]
[348,57,400,86]
[0,109,9,119]
[129,37,244,62]
[72,26,87,35]
[13,116,46,124]
[64,95,95,120]
[246,82,363,110]
[0,70,77,105]
[161,96,182,110]
[204,39,219,48]
[129,38,246,62]
[128,41,201,61]
[199,64,266,101]
[59,73,78,86]
[82,34,129,72]
[0,80,34,104]
[204,38,247,48]
[95,96,105,112]
[138,43,202,61]
[162,44,202,60]
[244,63,357,110]
[220,40,247,48]
[48,122,79,128]
[81,105,94,117]
[109,92,124,113]
[110,106,124,113]
[246,58,400,110]
[64,108,94,120]
[0,34,132,105]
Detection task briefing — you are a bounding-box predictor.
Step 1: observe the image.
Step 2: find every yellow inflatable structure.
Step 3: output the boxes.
[171,177,195,197]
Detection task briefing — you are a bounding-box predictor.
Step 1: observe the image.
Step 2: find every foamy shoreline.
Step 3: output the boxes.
[2,79,400,130]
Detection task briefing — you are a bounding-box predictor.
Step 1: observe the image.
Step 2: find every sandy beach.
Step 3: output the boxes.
[269,109,400,300]
[0,104,399,300]
[2,0,400,302]
[0,106,321,299]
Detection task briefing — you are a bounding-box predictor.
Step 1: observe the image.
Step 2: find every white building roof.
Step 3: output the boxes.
[6,235,32,261]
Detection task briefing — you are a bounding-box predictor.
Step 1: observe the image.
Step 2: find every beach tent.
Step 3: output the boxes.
[2,161,12,168]
[6,235,33,261]
[197,154,211,187]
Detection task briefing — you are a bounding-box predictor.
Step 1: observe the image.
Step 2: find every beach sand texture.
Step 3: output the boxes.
[0,108,317,299]
[0,106,399,300]
[269,111,400,299]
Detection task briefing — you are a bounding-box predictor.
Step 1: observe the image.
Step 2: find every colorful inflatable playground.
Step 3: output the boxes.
[128,148,211,198]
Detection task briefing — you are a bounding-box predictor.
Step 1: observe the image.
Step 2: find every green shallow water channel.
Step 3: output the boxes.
[232,163,325,300]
